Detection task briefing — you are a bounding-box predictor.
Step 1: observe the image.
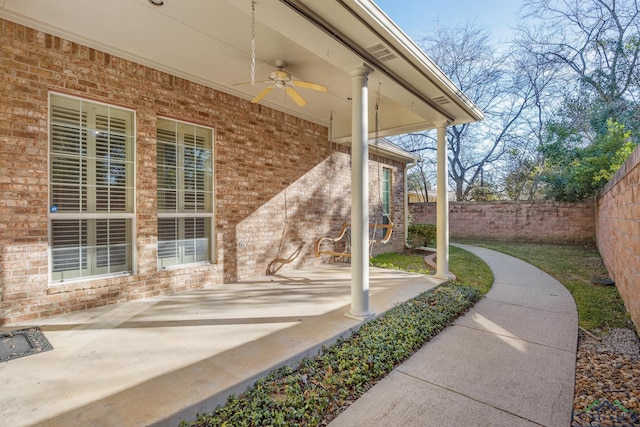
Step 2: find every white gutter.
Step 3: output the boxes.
[368,140,418,163]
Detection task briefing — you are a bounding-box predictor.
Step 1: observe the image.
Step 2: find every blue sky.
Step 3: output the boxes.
[374,0,522,45]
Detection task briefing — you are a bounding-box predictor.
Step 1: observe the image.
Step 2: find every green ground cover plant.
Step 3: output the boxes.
[182,247,493,427]
[407,223,437,247]
[464,241,632,333]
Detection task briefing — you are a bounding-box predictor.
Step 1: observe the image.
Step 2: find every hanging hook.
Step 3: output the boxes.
[375,82,381,145]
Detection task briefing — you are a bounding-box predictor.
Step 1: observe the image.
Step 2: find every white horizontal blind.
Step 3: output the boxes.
[49,94,134,282]
[51,219,88,277]
[157,217,209,266]
[50,105,88,211]
[157,118,213,269]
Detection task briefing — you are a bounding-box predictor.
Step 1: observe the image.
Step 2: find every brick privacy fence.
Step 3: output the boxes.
[410,201,596,245]
[0,19,407,325]
[597,145,640,331]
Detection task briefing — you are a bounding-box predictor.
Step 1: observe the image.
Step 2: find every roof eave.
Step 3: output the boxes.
[340,0,485,124]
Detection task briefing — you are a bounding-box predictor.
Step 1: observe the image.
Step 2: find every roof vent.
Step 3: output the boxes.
[368,43,397,62]
[433,96,451,105]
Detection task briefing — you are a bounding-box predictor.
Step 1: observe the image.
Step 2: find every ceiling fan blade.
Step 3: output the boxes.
[286,87,307,106]
[233,80,270,86]
[292,80,328,92]
[252,86,273,103]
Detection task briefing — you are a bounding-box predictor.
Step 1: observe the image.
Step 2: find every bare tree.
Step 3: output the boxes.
[407,166,433,202]
[405,23,534,201]
[522,0,640,101]
[394,133,436,202]
[502,43,566,200]
[518,0,640,134]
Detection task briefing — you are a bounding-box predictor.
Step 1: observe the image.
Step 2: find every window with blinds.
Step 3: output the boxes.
[49,93,135,282]
[157,118,213,269]
[382,168,391,225]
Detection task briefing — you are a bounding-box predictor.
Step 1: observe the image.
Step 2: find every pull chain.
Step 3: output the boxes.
[250,2,256,85]
[375,82,388,228]
[329,111,333,142]
[327,112,334,233]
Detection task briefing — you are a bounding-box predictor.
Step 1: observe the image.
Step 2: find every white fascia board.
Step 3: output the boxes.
[349,0,485,123]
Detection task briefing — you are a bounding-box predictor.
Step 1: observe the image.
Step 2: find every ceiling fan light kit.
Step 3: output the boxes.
[235,60,327,107]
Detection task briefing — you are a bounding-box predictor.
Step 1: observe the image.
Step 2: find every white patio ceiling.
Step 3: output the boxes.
[0,0,483,141]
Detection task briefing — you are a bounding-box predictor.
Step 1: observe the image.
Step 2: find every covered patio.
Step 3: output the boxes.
[0,265,446,426]
[0,2,487,424]
[1,0,483,321]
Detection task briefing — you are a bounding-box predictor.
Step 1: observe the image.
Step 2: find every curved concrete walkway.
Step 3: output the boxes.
[330,244,579,427]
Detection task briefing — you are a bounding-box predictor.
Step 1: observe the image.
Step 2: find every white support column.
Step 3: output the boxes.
[347,65,373,321]
[435,121,450,279]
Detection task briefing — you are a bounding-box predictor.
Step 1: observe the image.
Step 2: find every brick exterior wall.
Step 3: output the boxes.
[0,19,408,325]
[597,145,640,331]
[410,201,596,245]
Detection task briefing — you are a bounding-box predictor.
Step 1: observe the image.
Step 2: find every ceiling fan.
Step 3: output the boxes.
[235,60,327,107]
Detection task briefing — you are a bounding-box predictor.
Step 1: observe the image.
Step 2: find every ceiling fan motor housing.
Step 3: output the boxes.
[270,69,291,87]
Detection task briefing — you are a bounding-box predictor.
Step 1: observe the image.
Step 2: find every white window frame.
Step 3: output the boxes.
[382,167,392,225]
[156,117,214,269]
[48,93,136,284]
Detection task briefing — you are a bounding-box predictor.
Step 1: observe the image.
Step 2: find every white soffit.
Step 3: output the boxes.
[0,0,483,140]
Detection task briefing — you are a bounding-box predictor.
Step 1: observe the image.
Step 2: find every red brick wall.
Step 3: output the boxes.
[410,201,596,245]
[0,19,408,325]
[597,146,640,331]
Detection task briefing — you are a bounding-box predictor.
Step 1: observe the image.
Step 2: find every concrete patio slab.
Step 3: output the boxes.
[2,244,579,427]
[0,264,444,427]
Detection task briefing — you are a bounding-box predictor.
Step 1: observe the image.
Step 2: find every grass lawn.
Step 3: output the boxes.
[366,252,431,274]
[459,241,633,334]
[369,247,492,295]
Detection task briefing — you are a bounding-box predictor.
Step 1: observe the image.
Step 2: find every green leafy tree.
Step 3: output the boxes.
[540,119,636,200]
[585,120,636,184]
